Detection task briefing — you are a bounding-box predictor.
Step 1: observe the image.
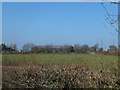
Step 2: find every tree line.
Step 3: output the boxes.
[0,43,118,55]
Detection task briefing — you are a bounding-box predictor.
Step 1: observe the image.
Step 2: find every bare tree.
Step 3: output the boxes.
[101,1,120,51]
[109,45,117,51]
[101,1,120,33]
[74,44,81,53]
[10,44,17,51]
[22,43,34,52]
[79,44,90,54]
[90,43,99,52]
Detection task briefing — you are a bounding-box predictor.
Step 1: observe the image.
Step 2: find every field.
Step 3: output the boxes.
[2,53,120,89]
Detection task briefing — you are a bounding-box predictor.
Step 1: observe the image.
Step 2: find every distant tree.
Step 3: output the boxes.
[51,45,61,53]
[0,43,17,53]
[74,44,81,53]
[0,44,2,52]
[119,45,120,50]
[22,43,34,52]
[31,46,40,53]
[62,44,74,53]
[69,45,74,52]
[79,44,89,53]
[98,48,103,52]
[1,44,6,51]
[90,43,99,52]
[109,45,117,51]
[45,45,53,53]
[10,44,17,51]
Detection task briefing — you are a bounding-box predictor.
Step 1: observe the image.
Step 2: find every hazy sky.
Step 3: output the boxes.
[2,2,118,49]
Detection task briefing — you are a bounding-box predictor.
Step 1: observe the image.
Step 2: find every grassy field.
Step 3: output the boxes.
[2,53,120,88]
[2,53,118,71]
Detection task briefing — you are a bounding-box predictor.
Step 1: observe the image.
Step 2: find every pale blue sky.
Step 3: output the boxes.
[2,2,118,49]
[0,2,2,44]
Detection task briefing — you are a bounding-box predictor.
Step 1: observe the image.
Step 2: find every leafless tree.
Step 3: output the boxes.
[22,43,34,52]
[101,1,120,32]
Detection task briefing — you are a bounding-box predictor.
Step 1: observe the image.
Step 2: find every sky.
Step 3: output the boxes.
[2,2,118,49]
[0,2,1,44]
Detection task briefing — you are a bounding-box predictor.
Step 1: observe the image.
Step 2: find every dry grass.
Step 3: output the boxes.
[2,53,120,89]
